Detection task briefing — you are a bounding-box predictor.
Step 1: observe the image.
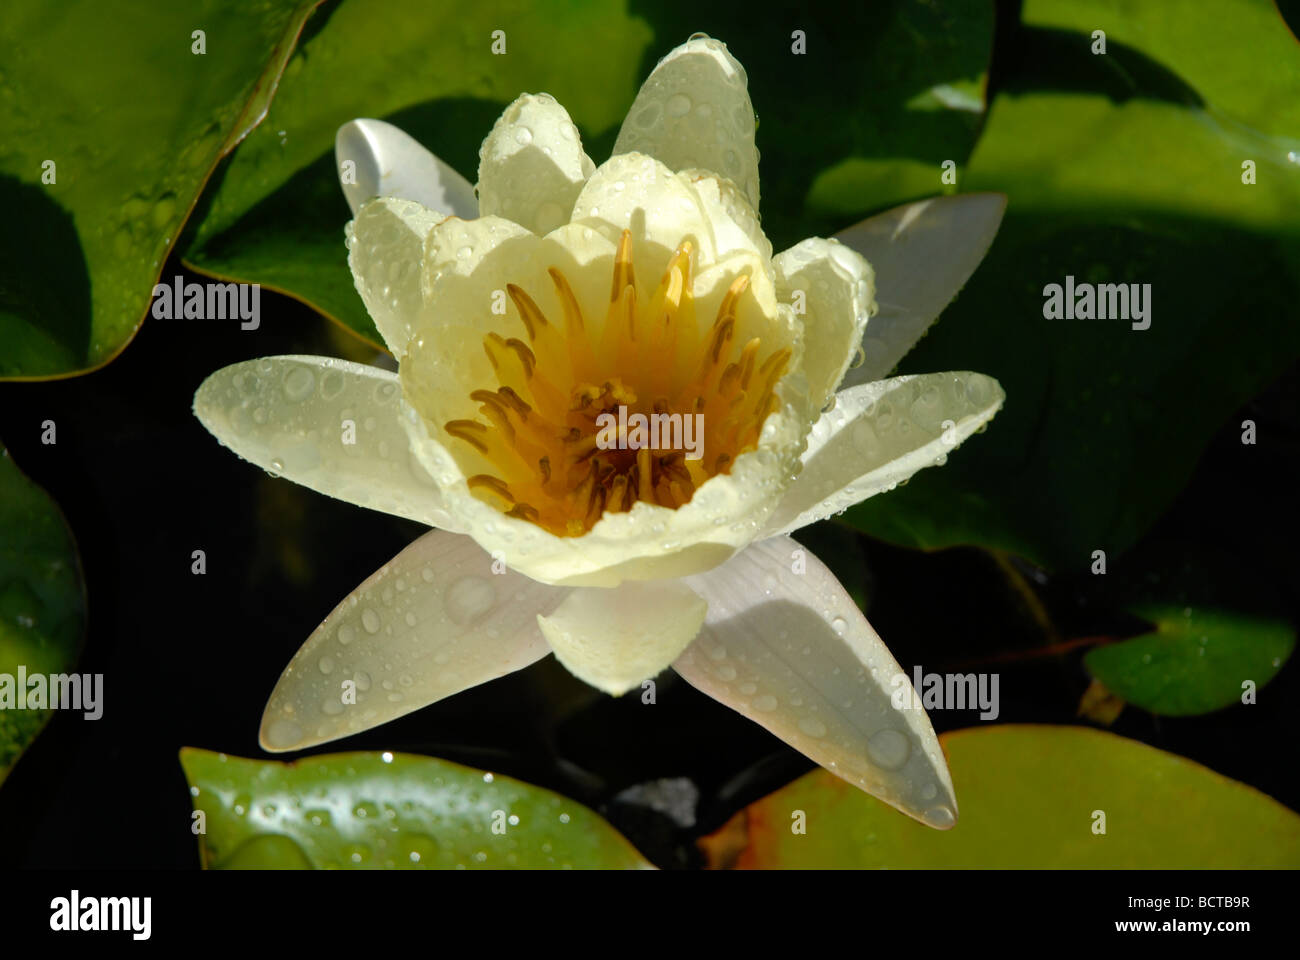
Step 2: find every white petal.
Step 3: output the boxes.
[680,169,771,262]
[419,213,537,313]
[612,35,760,210]
[260,529,569,752]
[760,371,1004,537]
[348,196,444,354]
[335,118,476,218]
[676,536,957,829]
[476,93,596,235]
[760,372,1003,537]
[774,237,876,409]
[404,219,613,431]
[835,194,1007,385]
[193,355,458,530]
[570,152,719,264]
[537,581,707,696]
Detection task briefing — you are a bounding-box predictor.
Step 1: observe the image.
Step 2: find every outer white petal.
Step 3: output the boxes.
[193,355,458,530]
[774,237,876,410]
[260,529,570,752]
[335,118,477,218]
[348,196,445,354]
[676,536,957,829]
[759,372,1004,538]
[537,581,707,696]
[612,35,760,210]
[835,194,1007,385]
[476,93,597,235]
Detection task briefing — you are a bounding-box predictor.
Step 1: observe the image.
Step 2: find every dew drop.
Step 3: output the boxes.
[445,576,495,626]
[320,371,345,400]
[264,719,303,749]
[923,805,956,829]
[799,716,827,738]
[666,93,692,117]
[361,608,381,633]
[867,729,911,770]
[283,366,314,402]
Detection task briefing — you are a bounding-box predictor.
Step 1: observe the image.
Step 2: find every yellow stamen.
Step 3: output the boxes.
[444,234,790,536]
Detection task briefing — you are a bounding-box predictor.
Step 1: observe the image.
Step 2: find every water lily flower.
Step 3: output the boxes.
[194,36,1006,830]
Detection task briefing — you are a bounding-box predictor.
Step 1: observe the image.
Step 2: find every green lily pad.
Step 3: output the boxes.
[844,1,1300,569]
[1084,606,1295,716]
[706,725,1300,868]
[180,0,991,346]
[0,447,86,784]
[180,748,652,869]
[0,0,322,379]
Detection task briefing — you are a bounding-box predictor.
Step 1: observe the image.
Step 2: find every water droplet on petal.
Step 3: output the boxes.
[867,729,911,770]
[283,366,314,402]
[666,93,692,117]
[799,716,827,738]
[923,805,956,829]
[445,576,495,626]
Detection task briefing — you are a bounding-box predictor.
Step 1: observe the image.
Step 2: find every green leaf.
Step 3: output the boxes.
[180,748,652,869]
[0,0,322,379]
[1084,606,1295,716]
[844,2,1300,569]
[706,726,1300,868]
[181,0,656,347]
[180,0,992,345]
[0,447,86,785]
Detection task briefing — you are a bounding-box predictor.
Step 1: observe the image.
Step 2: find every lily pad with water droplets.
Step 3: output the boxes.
[1084,605,1295,716]
[701,725,1300,868]
[180,748,652,869]
[0,0,322,378]
[0,447,86,784]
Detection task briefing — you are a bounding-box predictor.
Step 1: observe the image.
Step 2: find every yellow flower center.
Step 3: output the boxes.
[444,230,790,537]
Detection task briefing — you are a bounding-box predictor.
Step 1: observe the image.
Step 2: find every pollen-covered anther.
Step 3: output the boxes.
[445,230,791,536]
